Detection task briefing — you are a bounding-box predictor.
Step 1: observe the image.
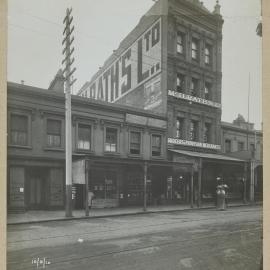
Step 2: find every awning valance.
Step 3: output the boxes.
[169,149,245,162]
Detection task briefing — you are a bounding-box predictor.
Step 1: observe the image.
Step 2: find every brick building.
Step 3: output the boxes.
[78,0,255,205]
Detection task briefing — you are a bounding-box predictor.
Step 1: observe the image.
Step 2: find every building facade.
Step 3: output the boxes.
[8,82,181,211]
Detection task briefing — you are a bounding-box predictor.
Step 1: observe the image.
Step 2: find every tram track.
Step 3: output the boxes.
[8,208,261,245]
[7,226,261,269]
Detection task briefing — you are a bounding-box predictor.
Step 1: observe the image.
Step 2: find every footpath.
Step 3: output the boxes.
[7,201,262,225]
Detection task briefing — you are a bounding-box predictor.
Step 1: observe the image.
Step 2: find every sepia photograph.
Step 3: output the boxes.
[4,0,265,269]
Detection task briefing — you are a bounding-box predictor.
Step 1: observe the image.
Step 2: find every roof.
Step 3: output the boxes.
[169,149,245,162]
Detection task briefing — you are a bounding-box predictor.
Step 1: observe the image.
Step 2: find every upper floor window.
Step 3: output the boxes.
[176,74,185,93]
[191,38,199,60]
[130,131,141,155]
[204,82,212,100]
[105,127,117,152]
[204,45,211,65]
[190,78,199,96]
[77,124,91,150]
[238,141,245,151]
[189,120,198,141]
[152,134,162,156]
[10,114,28,146]
[250,143,255,152]
[177,32,185,54]
[47,119,61,147]
[225,139,231,153]
[203,123,211,143]
[176,117,184,139]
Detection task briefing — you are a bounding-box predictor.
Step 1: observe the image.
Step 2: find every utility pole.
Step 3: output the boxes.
[62,7,76,217]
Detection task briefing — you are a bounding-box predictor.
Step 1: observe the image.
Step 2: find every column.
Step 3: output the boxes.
[190,165,194,208]
[143,161,148,212]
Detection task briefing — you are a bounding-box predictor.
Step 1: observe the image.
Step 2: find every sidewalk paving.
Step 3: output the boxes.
[7,201,262,225]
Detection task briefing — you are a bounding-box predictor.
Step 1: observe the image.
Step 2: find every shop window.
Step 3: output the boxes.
[238,141,245,151]
[130,131,141,155]
[190,78,199,96]
[177,32,185,54]
[10,114,28,146]
[176,73,185,93]
[176,117,184,139]
[205,44,212,65]
[189,120,198,141]
[191,38,199,60]
[152,134,162,156]
[91,170,117,199]
[225,139,231,153]
[204,82,212,100]
[203,123,211,143]
[77,124,91,150]
[105,127,117,152]
[47,119,61,147]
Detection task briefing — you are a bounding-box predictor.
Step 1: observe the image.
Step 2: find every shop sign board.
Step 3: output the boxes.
[168,90,221,108]
[83,18,162,105]
[168,138,221,150]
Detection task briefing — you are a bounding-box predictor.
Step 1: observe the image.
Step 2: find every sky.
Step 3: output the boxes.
[7,0,262,129]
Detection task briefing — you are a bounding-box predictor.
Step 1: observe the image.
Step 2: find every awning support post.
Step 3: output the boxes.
[198,158,202,207]
[85,160,90,217]
[190,165,194,208]
[143,161,148,212]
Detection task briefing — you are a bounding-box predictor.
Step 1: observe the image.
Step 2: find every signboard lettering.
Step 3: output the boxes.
[81,19,162,104]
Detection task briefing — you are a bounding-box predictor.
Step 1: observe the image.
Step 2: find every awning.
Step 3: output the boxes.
[169,149,245,162]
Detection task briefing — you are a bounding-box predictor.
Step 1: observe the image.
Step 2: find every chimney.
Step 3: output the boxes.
[48,69,65,93]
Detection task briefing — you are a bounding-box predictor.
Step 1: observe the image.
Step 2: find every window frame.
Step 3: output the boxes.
[204,44,212,65]
[191,38,199,61]
[237,141,245,151]
[104,126,120,154]
[44,117,65,150]
[204,82,212,100]
[151,133,163,158]
[76,122,93,152]
[176,73,185,93]
[8,112,31,148]
[176,117,184,139]
[225,139,231,153]
[203,122,211,143]
[176,31,185,54]
[129,129,142,156]
[189,120,199,142]
[190,77,199,97]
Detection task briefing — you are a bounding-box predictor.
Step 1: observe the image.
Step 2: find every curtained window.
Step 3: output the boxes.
[77,124,91,150]
[47,119,61,147]
[105,127,117,152]
[10,114,28,146]
[130,131,141,155]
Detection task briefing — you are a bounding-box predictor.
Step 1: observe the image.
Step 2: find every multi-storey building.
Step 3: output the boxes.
[221,115,263,201]
[8,81,178,211]
[78,0,253,205]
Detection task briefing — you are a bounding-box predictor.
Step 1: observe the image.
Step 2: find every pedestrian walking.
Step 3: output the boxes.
[88,191,95,209]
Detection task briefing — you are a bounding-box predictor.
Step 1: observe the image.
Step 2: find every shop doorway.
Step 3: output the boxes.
[25,168,48,210]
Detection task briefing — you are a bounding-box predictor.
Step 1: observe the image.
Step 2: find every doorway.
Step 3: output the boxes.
[25,168,48,210]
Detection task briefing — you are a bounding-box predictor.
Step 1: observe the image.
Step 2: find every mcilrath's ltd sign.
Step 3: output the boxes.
[168,90,221,109]
[168,138,221,150]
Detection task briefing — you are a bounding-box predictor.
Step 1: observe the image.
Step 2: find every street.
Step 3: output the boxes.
[7,206,262,270]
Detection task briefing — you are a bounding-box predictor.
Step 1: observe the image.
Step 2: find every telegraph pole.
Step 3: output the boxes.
[62,7,76,217]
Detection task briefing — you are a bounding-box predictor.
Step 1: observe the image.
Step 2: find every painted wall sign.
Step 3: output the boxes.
[168,137,221,150]
[81,18,162,105]
[126,113,167,128]
[168,90,221,108]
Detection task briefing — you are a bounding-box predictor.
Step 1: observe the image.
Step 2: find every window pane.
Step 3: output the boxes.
[130,131,141,155]
[78,124,91,150]
[105,128,117,152]
[204,83,211,100]
[47,119,61,135]
[177,74,184,92]
[10,115,28,145]
[204,123,211,143]
[152,135,161,156]
[176,118,184,139]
